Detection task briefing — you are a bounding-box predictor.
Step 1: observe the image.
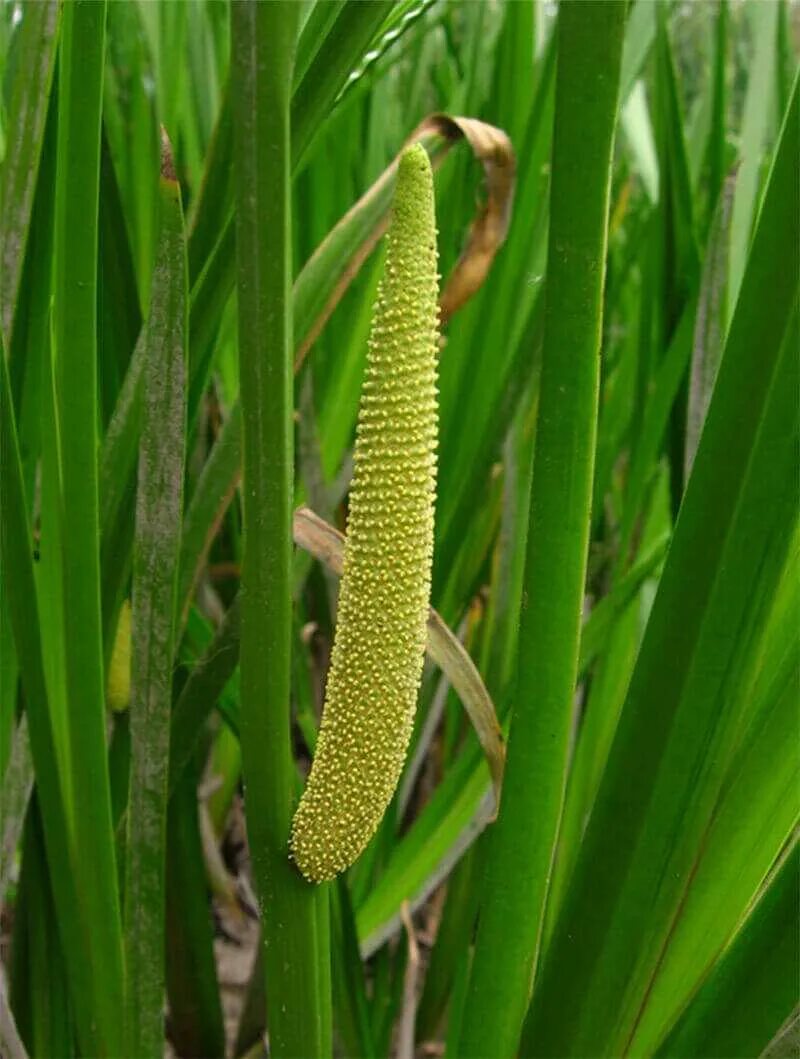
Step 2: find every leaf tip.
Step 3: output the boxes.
[160,125,178,184]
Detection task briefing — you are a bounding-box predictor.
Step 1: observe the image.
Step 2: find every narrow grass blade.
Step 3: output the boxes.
[371,942,408,1059]
[331,879,376,1058]
[292,1,395,169]
[5,46,58,433]
[168,598,241,794]
[522,76,800,1058]
[177,403,242,623]
[233,939,266,1059]
[617,300,695,566]
[655,7,699,323]
[165,759,226,1059]
[416,845,481,1043]
[630,619,799,1054]
[356,739,494,955]
[186,77,233,283]
[0,578,19,783]
[9,805,72,1058]
[52,5,126,1052]
[433,41,554,604]
[124,134,188,1059]
[656,843,799,1059]
[231,6,331,1056]
[684,168,736,477]
[0,334,104,1053]
[641,8,700,518]
[619,0,656,102]
[0,0,59,346]
[728,0,779,319]
[703,0,728,235]
[577,534,668,675]
[98,130,142,427]
[293,0,347,91]
[458,6,627,1055]
[104,0,159,301]
[621,81,658,205]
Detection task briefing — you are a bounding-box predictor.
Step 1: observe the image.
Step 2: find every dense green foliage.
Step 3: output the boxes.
[0,2,797,1057]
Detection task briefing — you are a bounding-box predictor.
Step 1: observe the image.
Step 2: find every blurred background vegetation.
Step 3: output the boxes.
[0,2,798,1057]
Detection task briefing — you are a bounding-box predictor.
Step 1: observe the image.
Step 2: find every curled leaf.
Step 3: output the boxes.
[294,112,515,367]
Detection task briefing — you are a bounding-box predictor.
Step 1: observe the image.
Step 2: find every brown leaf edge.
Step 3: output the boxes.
[294,113,516,369]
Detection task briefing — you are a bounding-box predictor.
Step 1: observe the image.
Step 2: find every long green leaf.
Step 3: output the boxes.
[702,0,728,234]
[292,1,394,169]
[98,129,142,427]
[458,6,627,1055]
[177,403,242,624]
[633,637,799,1053]
[9,803,72,1058]
[727,0,779,319]
[415,845,481,1044]
[684,167,736,477]
[168,598,241,794]
[124,135,188,1059]
[622,485,800,1055]
[293,1,347,91]
[331,879,376,1058]
[52,5,125,1053]
[1,333,110,1053]
[186,76,233,284]
[104,0,159,301]
[165,757,226,1059]
[0,0,59,346]
[656,843,799,1059]
[522,74,800,1059]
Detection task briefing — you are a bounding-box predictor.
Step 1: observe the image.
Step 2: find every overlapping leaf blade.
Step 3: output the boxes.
[522,75,799,1059]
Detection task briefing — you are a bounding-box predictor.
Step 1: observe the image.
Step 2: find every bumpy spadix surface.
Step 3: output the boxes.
[290,144,439,882]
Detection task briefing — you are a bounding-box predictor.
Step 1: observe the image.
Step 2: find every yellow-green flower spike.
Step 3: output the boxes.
[290,143,439,882]
[107,599,132,713]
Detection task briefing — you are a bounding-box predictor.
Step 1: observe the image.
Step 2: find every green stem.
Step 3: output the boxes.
[458,4,627,1056]
[231,5,331,1056]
